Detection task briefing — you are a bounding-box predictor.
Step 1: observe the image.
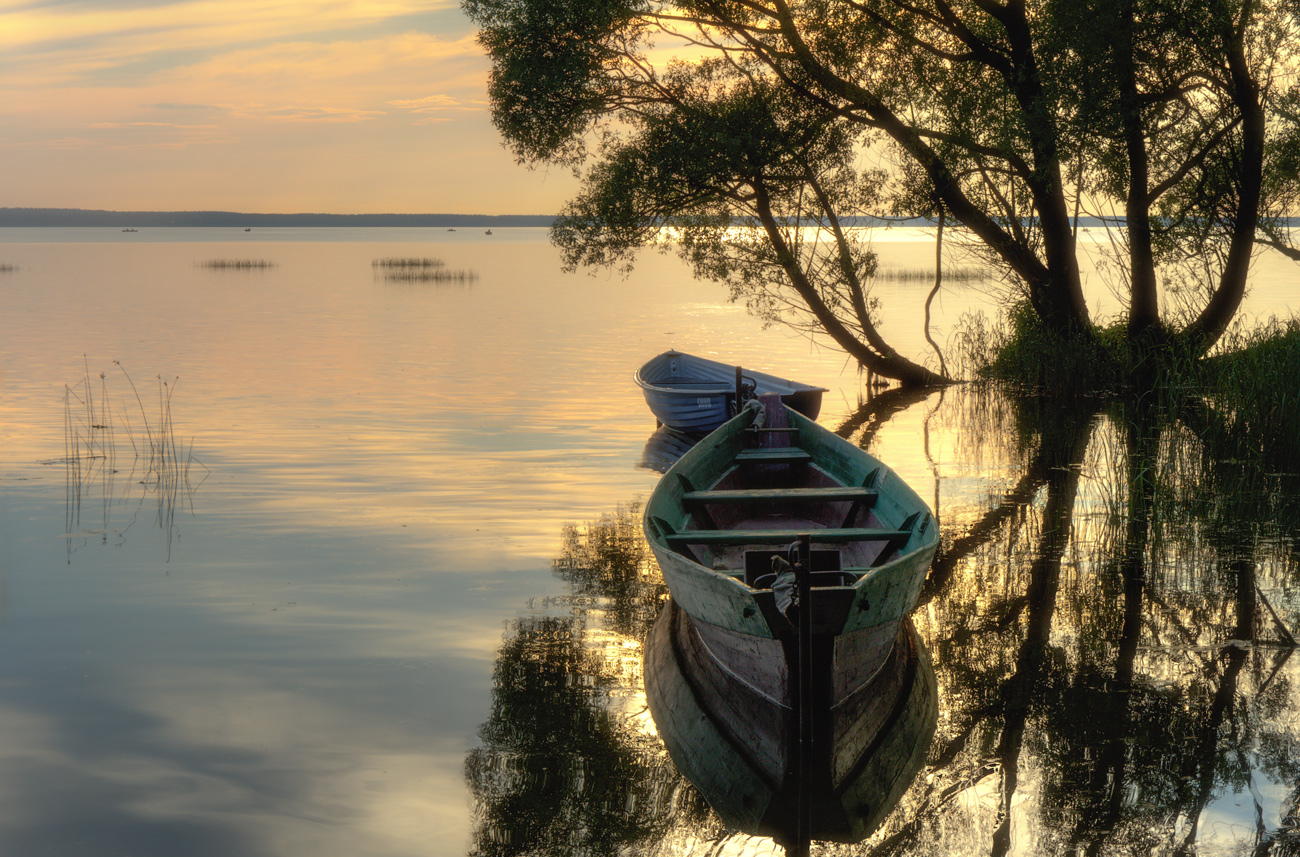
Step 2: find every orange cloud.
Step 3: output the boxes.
[0,1,457,56]
[388,94,485,124]
[0,2,581,213]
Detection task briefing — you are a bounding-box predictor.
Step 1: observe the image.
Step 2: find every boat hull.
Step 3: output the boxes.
[644,600,936,843]
[642,403,939,646]
[635,350,826,432]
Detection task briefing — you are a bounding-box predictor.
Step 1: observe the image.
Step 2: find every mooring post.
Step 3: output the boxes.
[795,532,813,857]
[734,365,743,416]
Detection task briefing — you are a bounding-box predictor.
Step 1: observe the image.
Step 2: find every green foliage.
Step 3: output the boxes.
[466,0,1300,384]
[464,0,645,166]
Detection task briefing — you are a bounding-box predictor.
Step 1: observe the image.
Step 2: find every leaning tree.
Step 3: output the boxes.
[464,0,1300,386]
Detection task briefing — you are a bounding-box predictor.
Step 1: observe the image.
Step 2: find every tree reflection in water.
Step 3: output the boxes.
[467,383,1300,856]
[464,502,734,856]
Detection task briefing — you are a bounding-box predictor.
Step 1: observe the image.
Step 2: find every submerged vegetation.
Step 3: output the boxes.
[372,257,479,284]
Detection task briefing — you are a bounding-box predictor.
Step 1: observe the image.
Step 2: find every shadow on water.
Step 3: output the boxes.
[469,381,1300,856]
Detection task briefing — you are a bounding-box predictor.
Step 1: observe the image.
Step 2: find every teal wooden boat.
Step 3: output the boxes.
[643,394,938,650]
[642,394,938,841]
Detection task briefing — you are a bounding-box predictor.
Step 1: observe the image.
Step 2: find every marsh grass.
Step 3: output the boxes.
[957,303,1300,472]
[373,257,447,269]
[950,303,1124,394]
[372,257,479,284]
[61,360,206,559]
[199,259,275,269]
[875,266,988,283]
[1197,318,1300,467]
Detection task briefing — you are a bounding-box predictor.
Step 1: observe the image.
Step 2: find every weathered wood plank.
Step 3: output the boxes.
[733,447,812,464]
[665,527,910,546]
[684,486,880,505]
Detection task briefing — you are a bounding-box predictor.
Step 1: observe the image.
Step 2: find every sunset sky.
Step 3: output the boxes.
[0,0,581,214]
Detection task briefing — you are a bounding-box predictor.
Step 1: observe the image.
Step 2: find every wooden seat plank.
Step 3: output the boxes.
[684,487,879,505]
[733,447,811,464]
[663,527,910,546]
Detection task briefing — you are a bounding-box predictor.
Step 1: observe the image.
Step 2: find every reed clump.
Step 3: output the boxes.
[1196,318,1300,465]
[61,360,205,558]
[875,266,988,283]
[373,257,447,269]
[372,257,479,283]
[951,302,1123,395]
[0,263,17,273]
[198,259,275,269]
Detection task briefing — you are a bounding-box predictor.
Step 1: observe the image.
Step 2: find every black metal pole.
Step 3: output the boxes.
[795,532,812,857]
[735,365,743,415]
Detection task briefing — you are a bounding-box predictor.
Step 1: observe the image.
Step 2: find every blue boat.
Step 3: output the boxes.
[635,350,827,432]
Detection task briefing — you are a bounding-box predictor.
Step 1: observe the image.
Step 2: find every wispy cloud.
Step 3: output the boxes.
[228,105,387,124]
[89,121,219,129]
[22,120,234,149]
[388,93,484,124]
[0,0,579,213]
[1,0,456,53]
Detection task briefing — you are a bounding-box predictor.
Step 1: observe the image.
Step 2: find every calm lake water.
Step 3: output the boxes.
[1,227,1298,856]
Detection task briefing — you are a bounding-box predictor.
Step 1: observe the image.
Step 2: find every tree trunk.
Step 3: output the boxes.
[1177,9,1266,353]
[1116,4,1162,341]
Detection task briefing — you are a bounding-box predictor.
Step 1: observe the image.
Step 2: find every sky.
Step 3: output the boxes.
[0,0,581,214]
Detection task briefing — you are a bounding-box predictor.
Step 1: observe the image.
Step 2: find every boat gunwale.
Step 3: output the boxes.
[634,350,829,396]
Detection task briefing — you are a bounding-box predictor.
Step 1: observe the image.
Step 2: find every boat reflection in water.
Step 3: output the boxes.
[645,601,936,848]
[639,425,704,474]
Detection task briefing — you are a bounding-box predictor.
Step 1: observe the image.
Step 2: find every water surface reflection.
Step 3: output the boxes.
[475,383,1300,856]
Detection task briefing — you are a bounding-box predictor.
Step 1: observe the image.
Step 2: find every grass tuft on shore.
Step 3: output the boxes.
[1198,318,1300,461]
[954,303,1300,467]
[951,301,1123,395]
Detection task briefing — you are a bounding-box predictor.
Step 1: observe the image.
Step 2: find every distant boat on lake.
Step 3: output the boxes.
[122,228,138,232]
[635,349,827,432]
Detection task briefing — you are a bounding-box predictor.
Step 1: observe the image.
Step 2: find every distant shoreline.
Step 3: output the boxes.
[0,208,556,228]
[1,208,1154,229]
